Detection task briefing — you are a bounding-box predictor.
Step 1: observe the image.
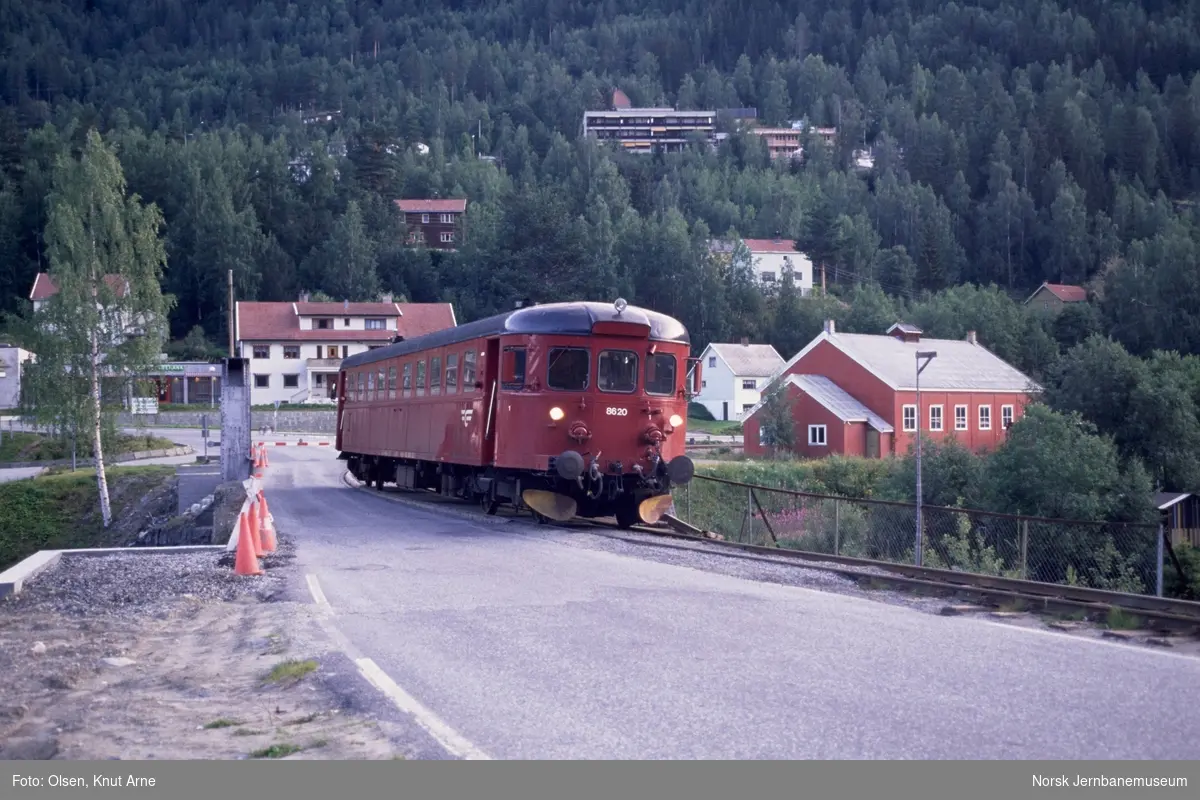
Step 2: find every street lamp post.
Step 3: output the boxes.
[914,350,937,566]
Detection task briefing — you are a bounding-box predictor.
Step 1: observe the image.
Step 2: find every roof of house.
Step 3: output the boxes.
[394,198,468,214]
[887,322,923,335]
[779,328,1042,393]
[740,239,800,254]
[29,272,128,301]
[743,374,894,432]
[235,301,456,343]
[1156,492,1194,510]
[296,302,402,317]
[706,342,785,378]
[1025,282,1087,304]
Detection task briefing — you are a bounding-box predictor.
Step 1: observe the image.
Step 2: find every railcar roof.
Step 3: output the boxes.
[340,301,689,370]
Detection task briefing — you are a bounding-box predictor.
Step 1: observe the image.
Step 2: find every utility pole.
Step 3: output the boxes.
[914,350,937,566]
[227,269,235,357]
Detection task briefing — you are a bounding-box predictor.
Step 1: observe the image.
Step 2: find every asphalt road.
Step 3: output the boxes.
[259,446,1200,760]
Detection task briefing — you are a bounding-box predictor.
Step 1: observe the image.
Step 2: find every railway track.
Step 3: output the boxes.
[343,473,1200,635]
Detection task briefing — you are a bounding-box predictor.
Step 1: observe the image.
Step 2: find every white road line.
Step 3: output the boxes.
[306,573,329,606]
[971,618,1200,663]
[355,657,493,760]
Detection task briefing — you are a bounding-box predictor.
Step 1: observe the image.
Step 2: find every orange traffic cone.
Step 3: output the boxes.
[263,446,269,467]
[233,512,263,576]
[254,445,265,478]
[248,501,263,556]
[257,491,277,553]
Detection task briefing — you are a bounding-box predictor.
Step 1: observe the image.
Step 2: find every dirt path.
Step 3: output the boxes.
[0,540,403,760]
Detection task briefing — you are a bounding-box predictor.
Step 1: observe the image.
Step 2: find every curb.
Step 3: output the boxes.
[257,441,333,447]
[0,445,195,471]
[0,545,225,600]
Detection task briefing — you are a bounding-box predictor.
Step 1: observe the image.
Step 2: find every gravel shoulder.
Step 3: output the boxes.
[0,534,406,760]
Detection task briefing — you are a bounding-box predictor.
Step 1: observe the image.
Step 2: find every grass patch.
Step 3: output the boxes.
[286,712,320,726]
[232,728,265,737]
[0,431,179,463]
[686,418,743,436]
[204,718,243,729]
[1105,607,1142,630]
[263,659,319,685]
[0,464,177,571]
[250,743,303,759]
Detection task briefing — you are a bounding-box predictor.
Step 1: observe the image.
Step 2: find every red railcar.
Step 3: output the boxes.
[335,299,700,527]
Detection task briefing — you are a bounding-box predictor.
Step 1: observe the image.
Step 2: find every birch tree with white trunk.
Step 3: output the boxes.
[23,129,170,527]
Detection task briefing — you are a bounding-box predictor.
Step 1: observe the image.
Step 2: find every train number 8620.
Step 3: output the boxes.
[605,407,629,416]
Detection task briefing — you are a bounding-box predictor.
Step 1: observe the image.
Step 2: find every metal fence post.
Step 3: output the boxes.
[1157,522,1165,598]
[834,498,840,556]
[1020,520,1029,581]
[746,486,753,543]
[686,481,691,523]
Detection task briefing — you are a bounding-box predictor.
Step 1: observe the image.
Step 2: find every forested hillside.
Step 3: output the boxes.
[2,0,1200,495]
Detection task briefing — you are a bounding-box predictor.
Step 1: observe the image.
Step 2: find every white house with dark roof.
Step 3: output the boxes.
[692,339,785,421]
[743,320,1041,458]
[709,237,814,293]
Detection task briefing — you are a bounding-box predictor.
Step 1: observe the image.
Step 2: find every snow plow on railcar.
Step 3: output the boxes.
[335,299,700,528]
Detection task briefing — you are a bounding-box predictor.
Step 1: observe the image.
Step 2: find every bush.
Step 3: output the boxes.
[1164,543,1200,600]
[688,402,714,420]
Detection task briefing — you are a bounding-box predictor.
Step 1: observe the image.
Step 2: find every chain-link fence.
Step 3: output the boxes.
[673,474,1165,598]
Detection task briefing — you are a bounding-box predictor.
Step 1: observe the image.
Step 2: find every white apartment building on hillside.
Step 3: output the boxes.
[235,295,457,405]
[709,238,814,294]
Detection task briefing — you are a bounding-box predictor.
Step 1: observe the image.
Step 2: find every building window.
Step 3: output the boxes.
[440,213,454,224]
[315,318,332,329]
[902,405,916,432]
[343,318,350,327]
[342,346,349,358]
[761,272,776,282]
[388,366,397,399]
[742,379,756,390]
[365,318,385,330]
[430,356,442,394]
[421,213,430,223]
[979,405,992,430]
[254,374,269,388]
[252,345,270,359]
[416,360,426,393]
[1001,405,1014,429]
[440,232,455,243]
[283,345,299,359]
[283,374,299,389]
[743,404,754,413]
[954,405,968,431]
[808,424,827,446]
[708,356,716,368]
[701,380,707,388]
[402,363,412,393]
[463,350,477,388]
[367,369,375,399]
[930,405,943,431]
[357,371,364,401]
[445,354,458,393]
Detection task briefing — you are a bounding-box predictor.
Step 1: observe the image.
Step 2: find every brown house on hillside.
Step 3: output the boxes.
[395,198,467,251]
[1024,282,1088,312]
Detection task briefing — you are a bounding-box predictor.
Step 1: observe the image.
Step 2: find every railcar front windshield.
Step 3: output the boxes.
[645,353,676,396]
[598,350,638,393]
[547,347,590,390]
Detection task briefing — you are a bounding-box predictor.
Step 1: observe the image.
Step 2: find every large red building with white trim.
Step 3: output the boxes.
[743,321,1041,459]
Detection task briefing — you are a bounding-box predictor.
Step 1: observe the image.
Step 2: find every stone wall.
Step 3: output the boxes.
[117,409,337,434]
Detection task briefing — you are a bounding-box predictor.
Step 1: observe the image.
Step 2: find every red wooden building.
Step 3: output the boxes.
[743,320,1041,459]
[395,198,467,250]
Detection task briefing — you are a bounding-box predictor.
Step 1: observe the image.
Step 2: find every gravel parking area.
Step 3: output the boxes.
[0,535,405,760]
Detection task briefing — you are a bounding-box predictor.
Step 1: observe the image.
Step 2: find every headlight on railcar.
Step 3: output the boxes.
[549,406,565,421]
[669,414,683,428]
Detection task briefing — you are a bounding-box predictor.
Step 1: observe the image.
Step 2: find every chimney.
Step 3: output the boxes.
[823,319,836,335]
[380,292,393,303]
[966,330,977,345]
[299,291,310,302]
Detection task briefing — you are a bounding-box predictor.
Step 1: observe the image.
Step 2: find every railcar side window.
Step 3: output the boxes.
[357,371,365,401]
[463,350,477,389]
[416,360,426,394]
[645,353,677,396]
[547,348,590,391]
[501,347,526,390]
[402,363,412,395]
[430,356,442,395]
[388,366,397,399]
[445,354,459,393]
[598,350,638,393]
[367,369,376,400]
[377,367,386,399]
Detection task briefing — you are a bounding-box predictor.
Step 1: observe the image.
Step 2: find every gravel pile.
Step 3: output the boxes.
[3,536,296,617]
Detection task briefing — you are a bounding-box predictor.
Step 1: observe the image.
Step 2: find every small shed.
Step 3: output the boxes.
[1157,492,1200,547]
